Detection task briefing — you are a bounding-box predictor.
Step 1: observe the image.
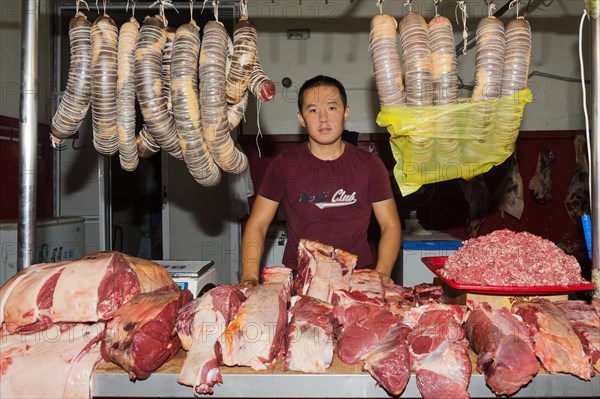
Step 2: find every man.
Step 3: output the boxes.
[240,75,401,287]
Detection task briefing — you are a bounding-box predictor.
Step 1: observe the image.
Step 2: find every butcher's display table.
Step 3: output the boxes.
[93,350,600,398]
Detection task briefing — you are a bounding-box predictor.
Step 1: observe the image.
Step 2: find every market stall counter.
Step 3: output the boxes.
[93,349,600,398]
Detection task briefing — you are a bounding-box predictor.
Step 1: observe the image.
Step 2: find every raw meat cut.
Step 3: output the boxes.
[332,289,386,328]
[458,175,491,238]
[177,285,246,394]
[407,310,471,399]
[383,283,414,306]
[413,283,443,305]
[51,252,145,322]
[350,269,384,299]
[219,272,292,370]
[442,229,587,286]
[555,300,600,372]
[284,295,334,373]
[465,301,538,396]
[363,323,412,396]
[295,239,357,303]
[384,283,416,316]
[1,323,104,399]
[528,148,556,204]
[262,266,294,287]
[2,252,176,332]
[564,135,590,225]
[401,303,467,329]
[102,288,192,380]
[512,298,592,380]
[332,290,402,364]
[1,261,69,334]
[495,151,524,220]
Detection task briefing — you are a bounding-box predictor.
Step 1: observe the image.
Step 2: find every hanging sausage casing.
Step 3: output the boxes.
[472,16,505,102]
[136,125,160,158]
[51,12,92,145]
[91,14,119,156]
[226,16,257,105]
[228,90,249,130]
[162,27,176,115]
[428,15,458,105]
[248,50,276,102]
[369,13,405,107]
[501,17,531,97]
[135,15,182,159]
[200,21,248,174]
[399,11,433,107]
[116,17,140,171]
[171,21,221,186]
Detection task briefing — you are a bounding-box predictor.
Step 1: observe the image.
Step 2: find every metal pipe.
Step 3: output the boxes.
[588,0,600,297]
[98,155,111,251]
[18,0,40,271]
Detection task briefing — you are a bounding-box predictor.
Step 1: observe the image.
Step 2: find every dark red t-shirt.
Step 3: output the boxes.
[258,142,393,270]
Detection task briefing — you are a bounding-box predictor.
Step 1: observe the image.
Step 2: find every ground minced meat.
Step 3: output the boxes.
[441,229,587,286]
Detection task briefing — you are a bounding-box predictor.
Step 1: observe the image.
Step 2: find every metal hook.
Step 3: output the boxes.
[75,0,90,14]
[509,0,520,18]
[376,0,384,15]
[433,0,442,16]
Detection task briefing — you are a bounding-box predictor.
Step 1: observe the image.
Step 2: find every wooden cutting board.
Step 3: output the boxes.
[95,348,488,376]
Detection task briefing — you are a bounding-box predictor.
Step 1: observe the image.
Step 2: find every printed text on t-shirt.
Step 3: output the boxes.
[298,189,357,209]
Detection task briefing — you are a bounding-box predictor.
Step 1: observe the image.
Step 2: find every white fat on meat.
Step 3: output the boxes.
[219,281,290,370]
[296,239,357,303]
[177,285,246,395]
[0,262,67,330]
[2,262,68,334]
[512,299,593,380]
[0,323,104,399]
[52,253,128,322]
[284,295,334,373]
[350,269,384,299]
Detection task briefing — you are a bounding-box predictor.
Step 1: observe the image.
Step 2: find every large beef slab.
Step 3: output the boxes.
[512,298,593,380]
[1,252,176,334]
[465,301,539,396]
[218,268,292,370]
[284,295,334,373]
[177,285,246,394]
[102,288,192,380]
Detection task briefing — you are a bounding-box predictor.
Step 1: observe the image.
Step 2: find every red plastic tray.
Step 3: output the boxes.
[422,256,596,295]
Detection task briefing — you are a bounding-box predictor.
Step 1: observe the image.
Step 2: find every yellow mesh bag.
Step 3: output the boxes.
[377,88,532,196]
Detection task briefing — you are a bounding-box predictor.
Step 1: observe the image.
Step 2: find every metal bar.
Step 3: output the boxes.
[161,152,171,260]
[98,155,111,251]
[93,371,600,398]
[53,4,62,217]
[18,0,40,271]
[588,0,600,297]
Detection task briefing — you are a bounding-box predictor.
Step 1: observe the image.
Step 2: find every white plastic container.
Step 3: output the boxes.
[0,217,85,286]
[392,231,463,287]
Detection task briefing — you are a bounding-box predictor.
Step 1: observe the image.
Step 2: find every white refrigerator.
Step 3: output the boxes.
[0,217,85,286]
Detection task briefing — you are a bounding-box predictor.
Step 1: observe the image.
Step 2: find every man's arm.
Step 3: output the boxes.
[372,197,402,278]
[240,195,280,287]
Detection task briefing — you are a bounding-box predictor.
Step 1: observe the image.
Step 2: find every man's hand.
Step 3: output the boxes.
[377,271,393,285]
[238,278,259,289]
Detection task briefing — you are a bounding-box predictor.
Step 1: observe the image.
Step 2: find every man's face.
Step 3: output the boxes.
[297,85,349,146]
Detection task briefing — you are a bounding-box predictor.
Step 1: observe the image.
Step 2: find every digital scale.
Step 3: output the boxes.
[155,260,218,298]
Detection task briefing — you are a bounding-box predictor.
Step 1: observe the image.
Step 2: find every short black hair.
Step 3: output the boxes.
[297,75,348,112]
